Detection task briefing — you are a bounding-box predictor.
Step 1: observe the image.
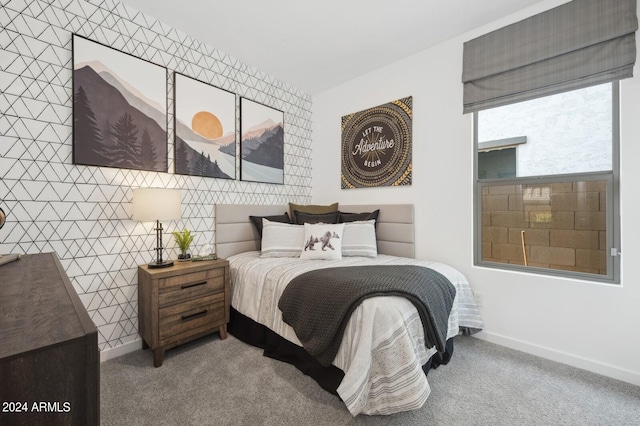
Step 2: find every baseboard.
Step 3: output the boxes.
[100,339,142,363]
[473,331,640,387]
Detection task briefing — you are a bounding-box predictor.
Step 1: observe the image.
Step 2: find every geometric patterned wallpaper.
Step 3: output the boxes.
[0,0,312,352]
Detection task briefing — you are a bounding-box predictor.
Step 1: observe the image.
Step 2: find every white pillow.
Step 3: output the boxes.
[342,220,378,257]
[300,223,345,260]
[260,219,305,258]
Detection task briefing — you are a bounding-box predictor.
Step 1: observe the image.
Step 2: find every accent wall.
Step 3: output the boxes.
[0,0,312,357]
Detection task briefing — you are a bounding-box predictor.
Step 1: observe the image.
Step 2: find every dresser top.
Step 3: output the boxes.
[0,253,97,360]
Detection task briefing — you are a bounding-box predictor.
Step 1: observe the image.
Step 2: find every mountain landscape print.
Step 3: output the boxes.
[72,35,167,172]
[240,98,284,184]
[174,74,235,179]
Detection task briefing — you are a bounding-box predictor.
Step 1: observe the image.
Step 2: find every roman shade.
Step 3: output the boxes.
[462,0,638,113]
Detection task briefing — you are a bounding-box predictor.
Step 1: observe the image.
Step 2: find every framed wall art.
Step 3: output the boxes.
[72,34,168,172]
[240,98,284,184]
[341,96,413,189]
[174,73,236,179]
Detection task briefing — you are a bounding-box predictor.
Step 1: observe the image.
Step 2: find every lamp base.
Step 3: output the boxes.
[148,260,174,269]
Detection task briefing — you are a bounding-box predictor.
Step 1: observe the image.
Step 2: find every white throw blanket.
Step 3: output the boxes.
[228,252,483,415]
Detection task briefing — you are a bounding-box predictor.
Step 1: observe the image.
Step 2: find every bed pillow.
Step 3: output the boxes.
[341,220,378,257]
[260,219,305,258]
[288,202,338,220]
[292,210,340,225]
[339,209,380,227]
[300,223,345,260]
[249,212,290,237]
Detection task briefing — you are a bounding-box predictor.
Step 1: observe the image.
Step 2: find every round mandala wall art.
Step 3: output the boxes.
[341,96,412,189]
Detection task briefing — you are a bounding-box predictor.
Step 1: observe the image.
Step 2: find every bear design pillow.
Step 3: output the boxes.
[299,223,345,260]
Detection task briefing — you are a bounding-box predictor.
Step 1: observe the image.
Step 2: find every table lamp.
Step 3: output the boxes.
[132,188,181,269]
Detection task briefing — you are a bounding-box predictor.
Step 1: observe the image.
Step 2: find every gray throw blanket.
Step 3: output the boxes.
[278,265,456,367]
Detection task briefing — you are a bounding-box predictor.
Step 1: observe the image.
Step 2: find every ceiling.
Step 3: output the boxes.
[119,0,545,95]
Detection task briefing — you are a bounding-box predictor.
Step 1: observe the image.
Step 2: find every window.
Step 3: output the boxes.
[477,136,526,179]
[478,148,516,179]
[474,82,620,283]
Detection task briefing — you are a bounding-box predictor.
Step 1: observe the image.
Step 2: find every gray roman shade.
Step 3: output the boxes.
[462,0,638,113]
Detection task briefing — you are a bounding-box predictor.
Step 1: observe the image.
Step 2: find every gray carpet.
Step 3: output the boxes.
[101,335,640,425]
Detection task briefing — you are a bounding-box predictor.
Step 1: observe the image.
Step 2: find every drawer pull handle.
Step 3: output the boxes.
[181,280,207,290]
[181,310,208,321]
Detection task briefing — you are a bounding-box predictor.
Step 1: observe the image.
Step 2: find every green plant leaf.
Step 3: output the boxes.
[172,228,194,252]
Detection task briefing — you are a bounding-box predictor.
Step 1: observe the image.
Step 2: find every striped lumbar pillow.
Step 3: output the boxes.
[260,219,305,258]
[341,220,377,257]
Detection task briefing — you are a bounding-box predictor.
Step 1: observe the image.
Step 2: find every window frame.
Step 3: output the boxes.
[473,81,621,284]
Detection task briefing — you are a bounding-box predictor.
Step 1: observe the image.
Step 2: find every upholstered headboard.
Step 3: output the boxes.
[214,204,414,259]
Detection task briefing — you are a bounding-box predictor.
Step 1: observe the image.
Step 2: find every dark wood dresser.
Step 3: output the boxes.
[138,258,230,367]
[0,253,99,426]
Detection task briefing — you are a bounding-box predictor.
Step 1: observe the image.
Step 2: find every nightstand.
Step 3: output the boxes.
[138,258,230,367]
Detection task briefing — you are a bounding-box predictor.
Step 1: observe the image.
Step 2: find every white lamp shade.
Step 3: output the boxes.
[132,188,181,221]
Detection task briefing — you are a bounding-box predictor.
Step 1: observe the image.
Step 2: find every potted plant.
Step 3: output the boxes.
[172,229,194,261]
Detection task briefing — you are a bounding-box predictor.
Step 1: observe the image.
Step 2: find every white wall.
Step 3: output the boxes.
[311,0,640,386]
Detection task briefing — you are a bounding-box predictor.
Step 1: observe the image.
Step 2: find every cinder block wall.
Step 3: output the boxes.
[482,181,606,274]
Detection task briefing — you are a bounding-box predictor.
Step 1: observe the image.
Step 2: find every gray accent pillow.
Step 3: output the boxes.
[288,202,338,219]
[293,210,340,225]
[338,209,380,227]
[249,212,290,237]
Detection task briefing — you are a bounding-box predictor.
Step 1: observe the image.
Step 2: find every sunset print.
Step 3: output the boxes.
[174,74,236,179]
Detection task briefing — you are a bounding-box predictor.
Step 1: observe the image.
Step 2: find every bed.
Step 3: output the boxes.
[214,204,483,416]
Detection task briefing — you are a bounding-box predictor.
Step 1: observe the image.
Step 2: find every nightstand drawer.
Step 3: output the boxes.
[158,268,225,305]
[158,293,225,340]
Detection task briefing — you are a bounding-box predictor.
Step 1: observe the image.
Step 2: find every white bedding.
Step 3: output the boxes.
[228,252,483,415]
